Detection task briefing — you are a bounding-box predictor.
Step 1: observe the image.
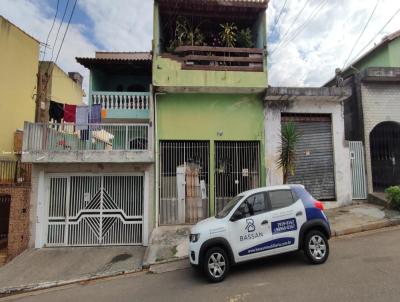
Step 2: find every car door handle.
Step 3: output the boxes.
[296,211,303,217]
[261,220,269,225]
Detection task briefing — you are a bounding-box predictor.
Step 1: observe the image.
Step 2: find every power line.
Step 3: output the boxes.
[269,0,308,55]
[54,0,78,65]
[270,0,289,37]
[346,6,400,68]
[48,0,71,64]
[42,0,60,61]
[271,0,328,57]
[342,0,380,70]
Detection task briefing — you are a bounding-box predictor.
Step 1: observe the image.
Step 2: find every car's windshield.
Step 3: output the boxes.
[215,195,243,218]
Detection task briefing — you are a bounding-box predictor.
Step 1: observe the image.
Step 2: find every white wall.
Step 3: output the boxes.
[264,99,352,205]
[361,83,400,193]
[29,163,155,248]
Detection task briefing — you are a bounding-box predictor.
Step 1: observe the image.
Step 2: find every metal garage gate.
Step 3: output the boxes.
[46,174,144,246]
[282,114,336,200]
[215,141,260,212]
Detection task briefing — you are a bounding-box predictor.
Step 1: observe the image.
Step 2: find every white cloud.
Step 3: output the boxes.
[2,0,399,91]
[78,0,153,51]
[268,0,400,87]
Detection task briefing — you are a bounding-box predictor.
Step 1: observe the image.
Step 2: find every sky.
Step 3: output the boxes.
[1,0,400,94]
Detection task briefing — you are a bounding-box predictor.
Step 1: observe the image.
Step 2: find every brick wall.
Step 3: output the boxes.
[0,186,30,261]
[361,82,400,193]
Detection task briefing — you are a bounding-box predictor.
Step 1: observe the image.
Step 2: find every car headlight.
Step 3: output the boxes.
[190,233,200,243]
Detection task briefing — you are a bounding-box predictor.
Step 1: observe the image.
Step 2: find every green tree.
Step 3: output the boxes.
[277,122,302,184]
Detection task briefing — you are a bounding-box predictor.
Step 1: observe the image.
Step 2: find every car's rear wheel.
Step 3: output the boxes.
[304,230,329,264]
[203,247,229,282]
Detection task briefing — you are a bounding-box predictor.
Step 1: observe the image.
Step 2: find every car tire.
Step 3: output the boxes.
[203,247,229,282]
[304,230,329,264]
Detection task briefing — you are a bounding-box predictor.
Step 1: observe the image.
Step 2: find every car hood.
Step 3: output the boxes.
[191,216,227,236]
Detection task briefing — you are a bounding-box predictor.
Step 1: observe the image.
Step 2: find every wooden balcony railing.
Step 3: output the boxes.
[169,46,264,72]
[0,159,31,186]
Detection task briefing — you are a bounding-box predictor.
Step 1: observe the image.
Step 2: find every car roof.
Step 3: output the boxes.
[239,184,305,197]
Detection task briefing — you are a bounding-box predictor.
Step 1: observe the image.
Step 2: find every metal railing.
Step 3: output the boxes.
[91,91,150,111]
[23,122,150,152]
[0,159,31,185]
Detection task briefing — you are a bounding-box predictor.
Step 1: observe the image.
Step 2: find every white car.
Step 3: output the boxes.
[189,185,331,282]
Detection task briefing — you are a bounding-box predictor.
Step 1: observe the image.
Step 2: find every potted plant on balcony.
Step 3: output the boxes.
[237,28,253,48]
[219,22,237,48]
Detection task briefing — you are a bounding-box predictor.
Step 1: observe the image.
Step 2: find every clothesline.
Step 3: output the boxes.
[49,101,106,124]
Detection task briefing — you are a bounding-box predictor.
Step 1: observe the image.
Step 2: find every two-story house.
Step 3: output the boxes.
[153,0,268,225]
[23,52,154,248]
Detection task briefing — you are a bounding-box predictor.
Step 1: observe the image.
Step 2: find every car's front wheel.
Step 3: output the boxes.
[203,247,229,282]
[304,230,329,264]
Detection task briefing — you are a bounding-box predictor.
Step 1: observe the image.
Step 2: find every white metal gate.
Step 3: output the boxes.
[215,141,260,213]
[159,141,210,225]
[349,141,368,199]
[46,174,144,246]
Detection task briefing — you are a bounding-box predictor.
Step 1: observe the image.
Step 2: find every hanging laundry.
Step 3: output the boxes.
[101,108,107,120]
[76,106,89,130]
[64,104,77,123]
[89,104,102,124]
[49,101,64,123]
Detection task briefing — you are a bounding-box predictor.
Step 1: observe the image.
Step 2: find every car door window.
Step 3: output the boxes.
[268,190,295,210]
[234,193,267,218]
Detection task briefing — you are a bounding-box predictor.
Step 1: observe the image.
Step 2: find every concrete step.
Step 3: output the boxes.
[368,192,389,207]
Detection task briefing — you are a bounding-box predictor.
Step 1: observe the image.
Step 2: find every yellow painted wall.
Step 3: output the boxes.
[39,62,84,105]
[0,17,39,158]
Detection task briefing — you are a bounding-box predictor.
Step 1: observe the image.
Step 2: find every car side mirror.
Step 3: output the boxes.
[230,212,243,222]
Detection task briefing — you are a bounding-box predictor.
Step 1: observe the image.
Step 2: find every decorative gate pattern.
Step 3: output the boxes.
[215,141,260,213]
[47,175,144,246]
[349,141,368,200]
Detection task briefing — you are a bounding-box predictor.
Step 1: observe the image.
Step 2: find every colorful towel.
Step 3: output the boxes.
[89,104,102,124]
[76,106,89,130]
[64,104,76,122]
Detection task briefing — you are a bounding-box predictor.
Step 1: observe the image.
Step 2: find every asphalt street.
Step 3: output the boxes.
[2,227,400,302]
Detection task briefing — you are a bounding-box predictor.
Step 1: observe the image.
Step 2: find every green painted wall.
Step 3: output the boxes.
[91,68,151,92]
[340,37,400,80]
[153,57,267,89]
[157,93,266,215]
[388,37,400,67]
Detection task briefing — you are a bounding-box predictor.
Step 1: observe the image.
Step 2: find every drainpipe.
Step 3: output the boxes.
[154,91,165,228]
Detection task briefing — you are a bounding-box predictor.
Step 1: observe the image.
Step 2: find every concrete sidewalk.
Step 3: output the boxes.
[0,246,145,295]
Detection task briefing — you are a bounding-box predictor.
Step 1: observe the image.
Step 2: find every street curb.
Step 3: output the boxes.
[143,256,188,269]
[331,218,400,237]
[2,219,400,298]
[0,267,144,298]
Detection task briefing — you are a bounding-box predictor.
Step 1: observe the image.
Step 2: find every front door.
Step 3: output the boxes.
[228,192,274,263]
[267,189,306,253]
[0,195,11,250]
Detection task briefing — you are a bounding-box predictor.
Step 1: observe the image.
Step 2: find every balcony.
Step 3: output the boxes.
[22,122,153,163]
[91,91,150,120]
[170,46,264,72]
